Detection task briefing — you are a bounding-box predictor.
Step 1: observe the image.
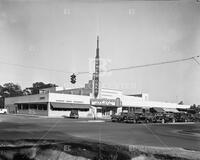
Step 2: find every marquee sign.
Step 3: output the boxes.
[90,98,122,107]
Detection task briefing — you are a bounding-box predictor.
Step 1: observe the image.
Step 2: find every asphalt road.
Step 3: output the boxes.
[0,115,200,151]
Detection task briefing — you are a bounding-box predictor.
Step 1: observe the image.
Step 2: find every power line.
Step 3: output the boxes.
[0,55,199,76]
[108,56,199,72]
[0,60,72,74]
[77,55,200,75]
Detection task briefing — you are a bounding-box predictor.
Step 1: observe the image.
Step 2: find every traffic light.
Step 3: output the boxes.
[70,73,76,84]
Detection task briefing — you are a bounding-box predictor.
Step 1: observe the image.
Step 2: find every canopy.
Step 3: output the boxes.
[50,102,90,109]
[163,108,179,113]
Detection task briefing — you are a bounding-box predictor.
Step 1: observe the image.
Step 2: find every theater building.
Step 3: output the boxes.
[5,80,189,118]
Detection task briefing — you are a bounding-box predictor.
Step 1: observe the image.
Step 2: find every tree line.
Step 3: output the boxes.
[0,82,57,107]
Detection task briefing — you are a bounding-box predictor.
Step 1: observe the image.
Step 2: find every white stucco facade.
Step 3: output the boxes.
[4,87,190,118]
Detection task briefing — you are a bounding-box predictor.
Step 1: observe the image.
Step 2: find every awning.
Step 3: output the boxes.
[150,107,164,113]
[50,102,90,109]
[15,102,47,104]
[163,108,179,113]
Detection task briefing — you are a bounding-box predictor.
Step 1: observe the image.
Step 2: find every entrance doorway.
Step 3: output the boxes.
[102,107,117,116]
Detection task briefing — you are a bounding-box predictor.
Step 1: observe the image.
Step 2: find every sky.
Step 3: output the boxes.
[0,0,200,104]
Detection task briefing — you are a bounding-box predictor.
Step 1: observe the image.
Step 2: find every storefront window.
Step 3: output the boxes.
[30,104,37,110]
[17,104,21,110]
[42,105,47,110]
[23,104,29,110]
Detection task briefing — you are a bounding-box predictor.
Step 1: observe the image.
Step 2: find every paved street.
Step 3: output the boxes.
[0,115,200,151]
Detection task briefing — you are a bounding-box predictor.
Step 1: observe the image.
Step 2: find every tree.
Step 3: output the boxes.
[190,104,197,110]
[2,83,23,97]
[190,104,200,114]
[0,83,23,108]
[0,82,57,107]
[0,85,4,108]
[178,101,184,105]
[22,88,32,96]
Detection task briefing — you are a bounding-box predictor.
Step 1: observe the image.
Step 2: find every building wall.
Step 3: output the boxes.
[5,94,49,105]
[55,88,92,96]
[4,90,190,118]
[100,88,123,99]
[120,95,144,106]
[128,93,149,101]
[5,94,49,115]
[39,86,65,94]
[121,97,189,109]
[6,104,17,114]
[5,93,93,118]
[17,109,48,116]
[48,108,94,118]
[48,93,90,104]
[48,93,93,118]
[42,80,93,96]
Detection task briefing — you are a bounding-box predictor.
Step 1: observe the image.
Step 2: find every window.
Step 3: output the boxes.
[42,105,47,110]
[30,104,37,110]
[23,104,28,110]
[17,104,21,110]
[38,105,43,110]
[37,104,47,110]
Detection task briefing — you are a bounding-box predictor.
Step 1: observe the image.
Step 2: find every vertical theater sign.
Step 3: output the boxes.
[94,36,100,98]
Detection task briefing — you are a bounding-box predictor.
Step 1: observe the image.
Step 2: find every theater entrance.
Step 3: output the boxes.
[90,98,122,118]
[102,106,117,116]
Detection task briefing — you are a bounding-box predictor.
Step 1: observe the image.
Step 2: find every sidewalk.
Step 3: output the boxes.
[5,113,48,118]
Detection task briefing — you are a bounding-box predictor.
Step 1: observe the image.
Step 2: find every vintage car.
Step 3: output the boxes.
[69,110,79,119]
[0,108,8,114]
[174,112,189,122]
[111,112,129,122]
[123,113,154,123]
[123,113,139,123]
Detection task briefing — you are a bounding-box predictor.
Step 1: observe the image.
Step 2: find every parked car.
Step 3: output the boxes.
[174,112,189,122]
[0,108,7,114]
[123,113,139,123]
[193,113,200,122]
[111,112,128,122]
[163,113,175,123]
[152,113,165,123]
[70,110,79,119]
[123,112,154,123]
[135,113,154,123]
[142,113,154,123]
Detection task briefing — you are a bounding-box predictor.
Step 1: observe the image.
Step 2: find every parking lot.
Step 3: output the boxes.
[0,114,200,151]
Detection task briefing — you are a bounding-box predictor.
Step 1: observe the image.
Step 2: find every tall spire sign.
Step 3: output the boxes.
[94,36,100,98]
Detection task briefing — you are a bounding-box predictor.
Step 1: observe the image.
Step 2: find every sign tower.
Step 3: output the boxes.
[93,36,100,98]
